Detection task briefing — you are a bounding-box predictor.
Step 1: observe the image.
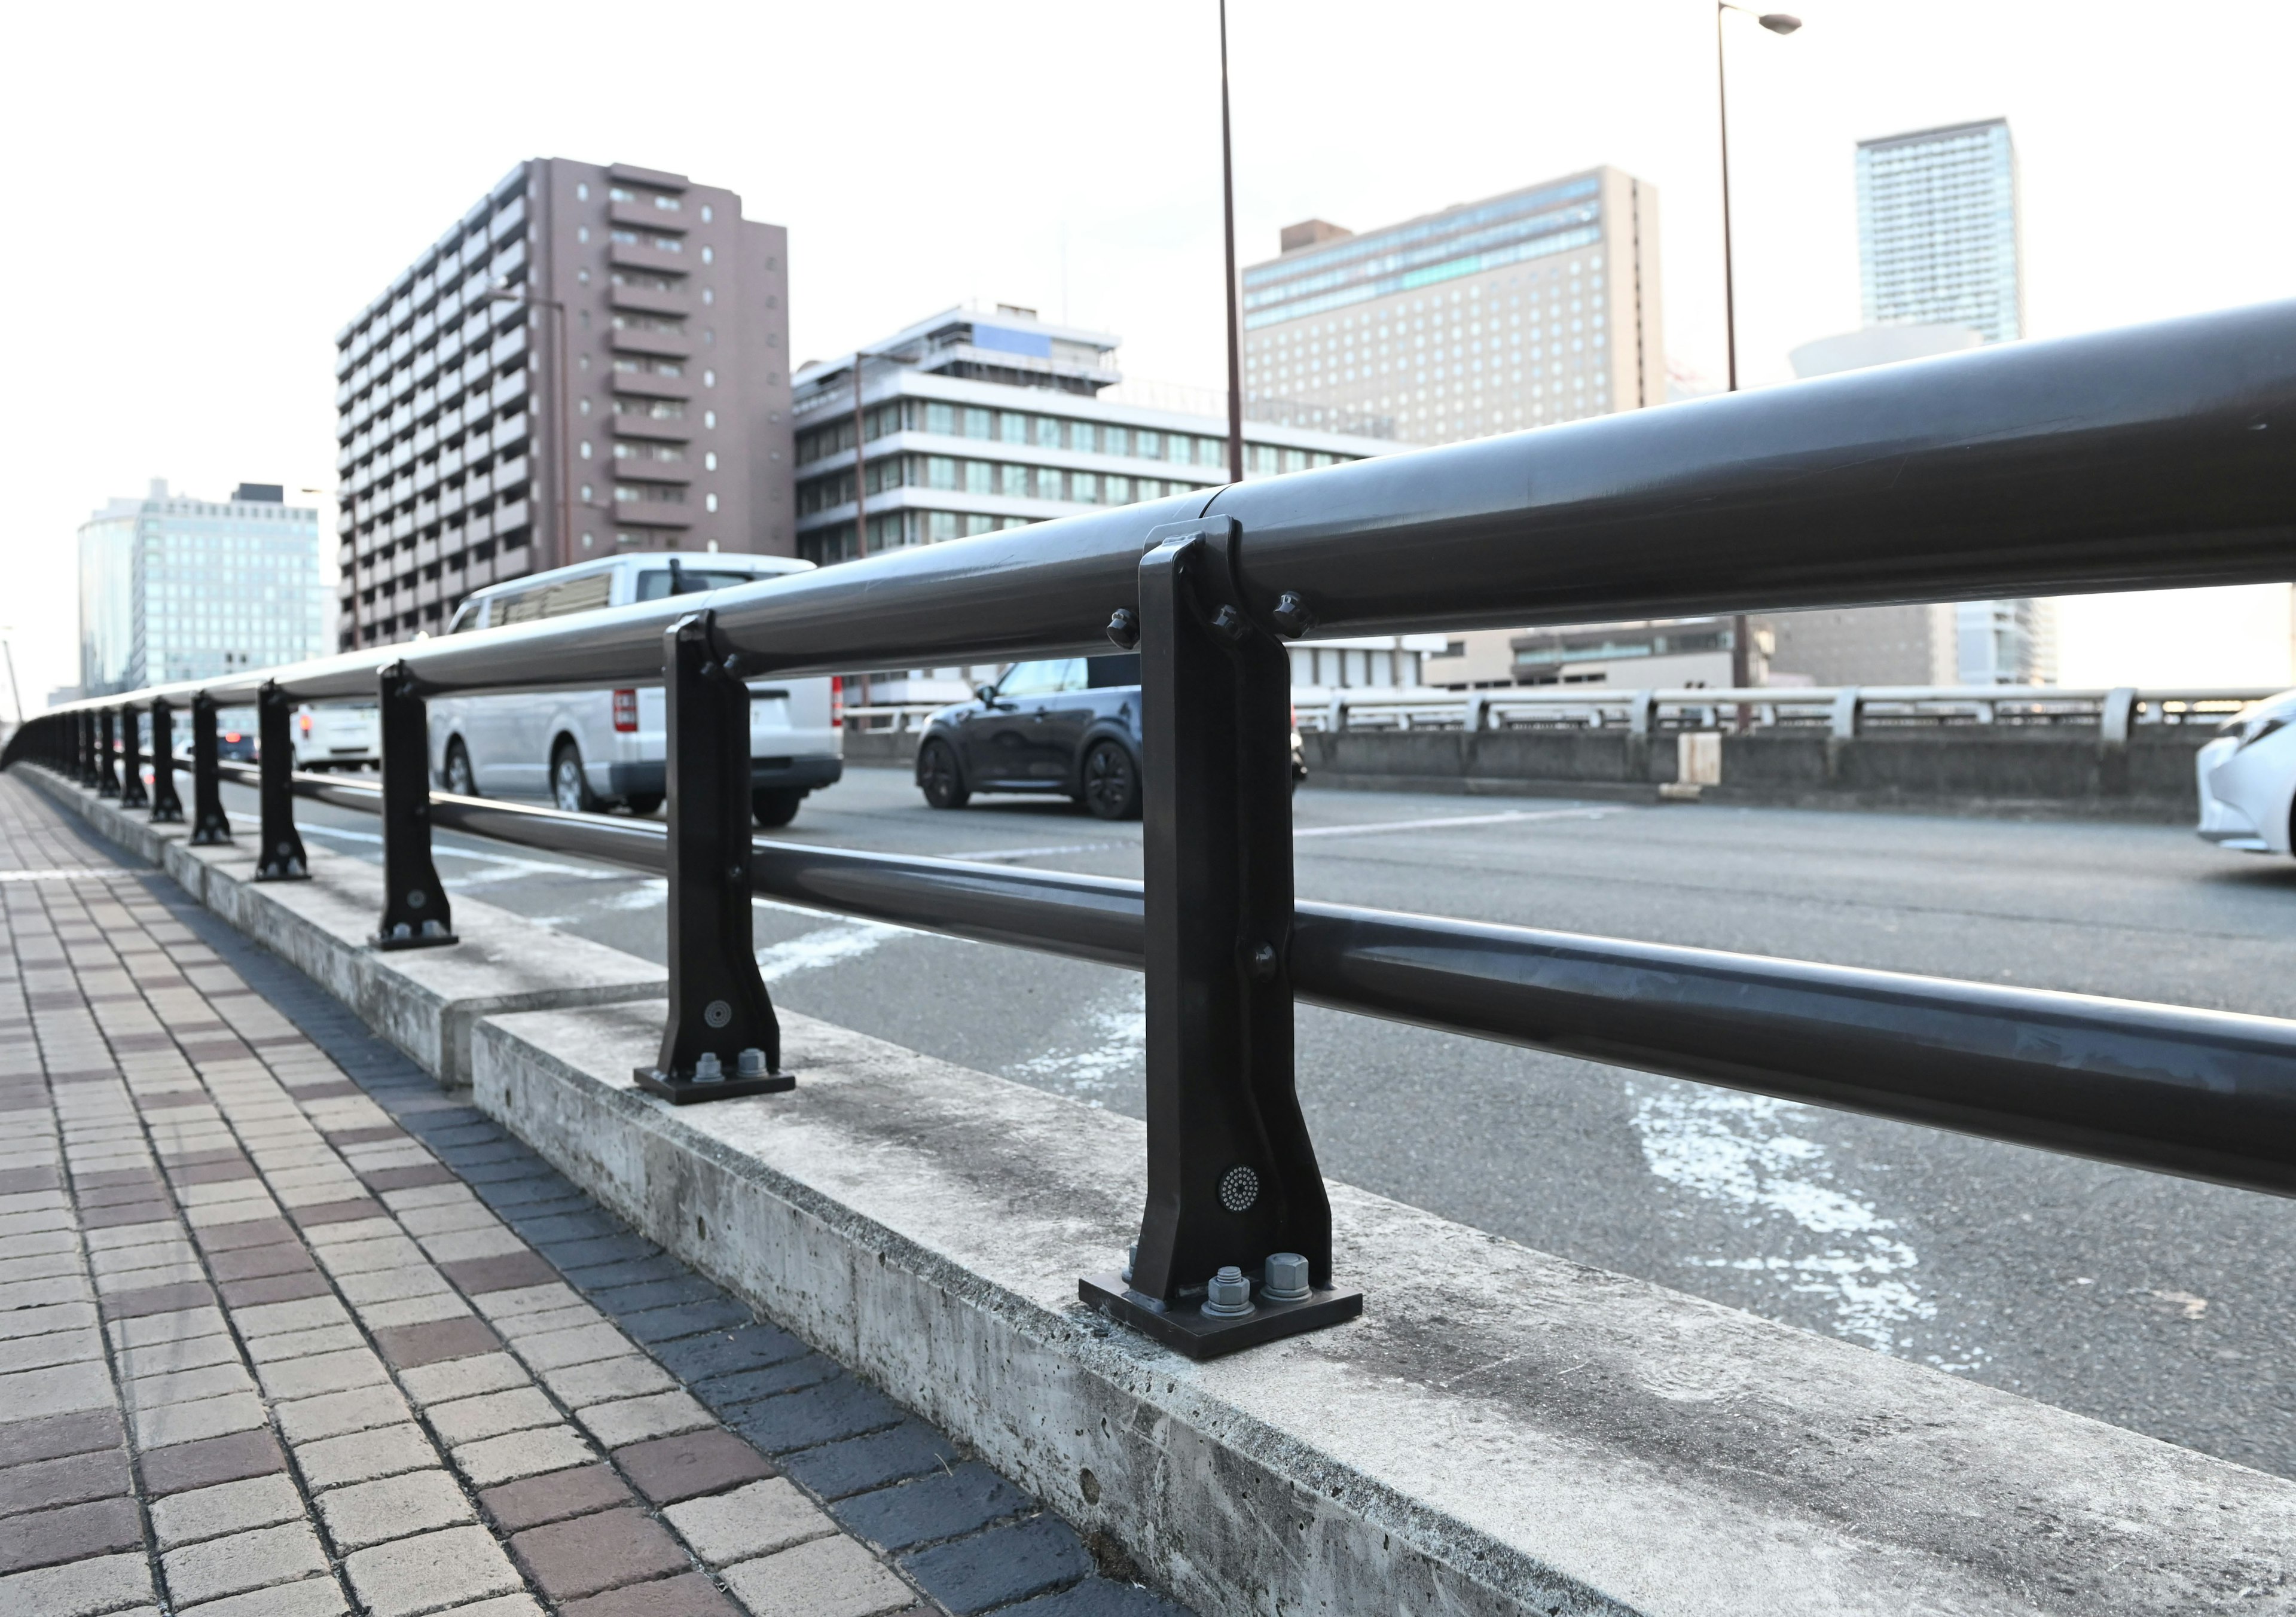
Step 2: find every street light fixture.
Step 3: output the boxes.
[1715,2,1802,689]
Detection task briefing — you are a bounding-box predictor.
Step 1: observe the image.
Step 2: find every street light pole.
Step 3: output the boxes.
[1219,0,1245,484]
[1715,2,1801,687]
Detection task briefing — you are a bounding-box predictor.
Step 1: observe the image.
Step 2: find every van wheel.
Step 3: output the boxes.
[443,739,477,797]
[552,742,595,813]
[752,789,803,829]
[1082,740,1141,820]
[918,740,969,809]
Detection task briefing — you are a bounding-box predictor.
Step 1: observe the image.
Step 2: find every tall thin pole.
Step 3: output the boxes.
[1717,1,1738,396]
[1220,0,1245,484]
[853,358,869,562]
[1,637,20,727]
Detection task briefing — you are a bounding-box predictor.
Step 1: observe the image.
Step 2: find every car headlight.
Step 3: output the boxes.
[2237,715,2288,750]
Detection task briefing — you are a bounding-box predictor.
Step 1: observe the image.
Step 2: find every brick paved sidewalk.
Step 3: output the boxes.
[0,774,1180,1617]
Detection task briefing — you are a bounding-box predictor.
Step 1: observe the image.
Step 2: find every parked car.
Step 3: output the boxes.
[2196,689,2296,855]
[428,553,842,827]
[912,656,1308,820]
[294,703,379,771]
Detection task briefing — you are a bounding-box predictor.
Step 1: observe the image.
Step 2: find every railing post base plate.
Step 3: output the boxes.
[373,925,459,953]
[631,1067,797,1105]
[1078,1272,1363,1361]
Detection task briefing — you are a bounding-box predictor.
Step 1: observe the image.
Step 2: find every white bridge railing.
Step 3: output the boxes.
[1297,685,2279,742]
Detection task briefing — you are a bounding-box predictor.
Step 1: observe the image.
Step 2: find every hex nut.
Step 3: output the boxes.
[1202,1265,1254,1319]
[1263,1252,1311,1304]
[694,1051,725,1082]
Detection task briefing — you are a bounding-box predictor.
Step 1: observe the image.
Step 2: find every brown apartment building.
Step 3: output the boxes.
[331,158,793,648]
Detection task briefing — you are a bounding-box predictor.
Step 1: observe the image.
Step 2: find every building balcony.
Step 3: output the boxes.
[609,367,690,400]
[496,496,531,533]
[610,411,691,443]
[611,498,693,528]
[608,241,688,277]
[496,454,529,488]
[609,459,691,484]
[608,200,688,234]
[491,414,530,453]
[609,327,692,360]
[607,284,691,318]
[491,371,530,408]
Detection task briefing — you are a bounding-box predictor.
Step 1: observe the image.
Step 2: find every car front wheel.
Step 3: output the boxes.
[443,739,476,797]
[752,789,803,829]
[1081,740,1141,820]
[918,739,969,810]
[551,743,594,813]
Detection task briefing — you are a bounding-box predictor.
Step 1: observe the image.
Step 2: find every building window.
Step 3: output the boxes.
[706,493,718,512]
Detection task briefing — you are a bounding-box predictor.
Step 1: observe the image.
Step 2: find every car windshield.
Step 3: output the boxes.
[636,567,767,600]
[997,660,1085,697]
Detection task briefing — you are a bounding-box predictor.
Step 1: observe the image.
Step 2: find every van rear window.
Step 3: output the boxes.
[637,568,762,600]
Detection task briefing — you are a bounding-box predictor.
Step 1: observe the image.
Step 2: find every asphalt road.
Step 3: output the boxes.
[218,764,2296,1479]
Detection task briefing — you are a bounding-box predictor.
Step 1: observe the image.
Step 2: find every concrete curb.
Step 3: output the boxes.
[473,1000,2296,1617]
[25,768,667,1087]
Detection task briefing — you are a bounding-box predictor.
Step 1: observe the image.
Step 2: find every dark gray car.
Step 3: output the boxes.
[915,655,1145,819]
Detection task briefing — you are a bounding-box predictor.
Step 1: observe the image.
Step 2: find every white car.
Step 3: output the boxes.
[294,703,379,770]
[429,552,842,827]
[2196,689,2296,854]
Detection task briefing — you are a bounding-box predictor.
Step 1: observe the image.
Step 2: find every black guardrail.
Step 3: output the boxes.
[15,298,2296,1359]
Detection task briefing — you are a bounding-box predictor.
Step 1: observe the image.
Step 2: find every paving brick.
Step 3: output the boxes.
[439,1252,558,1295]
[0,1407,125,1467]
[999,1579,1186,1617]
[902,1517,1092,1615]
[428,1387,561,1448]
[510,1506,688,1601]
[274,1382,412,1445]
[0,1494,144,1573]
[0,1549,153,1616]
[664,1478,836,1564]
[0,1273,95,1309]
[334,1267,451,1307]
[109,1304,228,1350]
[558,1570,741,1617]
[2,1301,100,1343]
[473,1283,581,1322]
[294,1422,438,1490]
[418,1595,539,1617]
[374,1314,502,1369]
[2,1357,125,1418]
[558,1255,685,1292]
[496,1303,606,1342]
[578,1391,715,1449]
[80,1198,177,1229]
[101,1280,218,1320]
[194,1217,299,1254]
[161,1520,329,1607]
[539,1354,677,1409]
[206,1244,316,1284]
[618,1298,751,1346]
[175,1576,350,1617]
[315,1468,472,1552]
[651,1325,808,1384]
[0,1446,133,1518]
[255,1347,387,1402]
[231,1297,349,1340]
[506,1211,621,1246]
[453,1425,597,1488]
[730,1377,905,1456]
[315,1235,427,1277]
[343,1523,521,1617]
[420,1228,529,1265]
[832,1462,1030,1553]
[589,1276,724,1318]
[139,1429,288,1497]
[221,1271,334,1308]
[133,1390,268,1449]
[512,1322,630,1372]
[116,1332,239,1381]
[542,1235,660,1275]
[478,1463,634,1532]
[398,1353,529,1409]
[168,1158,256,1186]
[245,1324,366,1365]
[357,1292,472,1330]
[149,1474,307,1548]
[693,1354,841,1416]
[614,1429,774,1506]
[359,1166,456,1194]
[721,1534,914,1617]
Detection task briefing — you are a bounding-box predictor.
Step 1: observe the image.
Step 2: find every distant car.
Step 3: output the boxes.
[294,703,379,771]
[912,655,1307,820]
[2196,689,2296,855]
[429,552,841,827]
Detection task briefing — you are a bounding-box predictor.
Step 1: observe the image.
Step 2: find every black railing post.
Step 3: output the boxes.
[635,609,792,1103]
[1080,517,1360,1359]
[188,693,232,845]
[254,683,308,881]
[77,710,96,786]
[118,706,147,809]
[374,661,455,950]
[148,699,184,823]
[95,709,120,798]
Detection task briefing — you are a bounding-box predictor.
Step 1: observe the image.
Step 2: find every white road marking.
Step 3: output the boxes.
[1010,986,1146,1107]
[755,920,908,982]
[1295,807,1621,841]
[937,841,1118,862]
[243,815,621,881]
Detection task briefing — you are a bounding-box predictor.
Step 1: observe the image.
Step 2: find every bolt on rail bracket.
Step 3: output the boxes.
[373,661,456,950]
[634,609,793,1104]
[1079,518,1363,1359]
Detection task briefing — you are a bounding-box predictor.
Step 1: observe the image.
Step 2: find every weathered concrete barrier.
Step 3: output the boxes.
[1302,727,2212,818]
[31,764,2296,1614]
[25,768,665,1086]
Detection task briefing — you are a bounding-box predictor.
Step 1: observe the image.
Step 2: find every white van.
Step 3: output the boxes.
[294,704,380,770]
[428,552,842,827]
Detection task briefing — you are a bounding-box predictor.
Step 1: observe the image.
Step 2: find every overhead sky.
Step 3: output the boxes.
[5,0,2290,710]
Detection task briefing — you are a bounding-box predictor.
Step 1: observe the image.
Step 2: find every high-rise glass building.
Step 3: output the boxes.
[1855,118,2022,345]
[1239,167,1666,447]
[78,481,326,695]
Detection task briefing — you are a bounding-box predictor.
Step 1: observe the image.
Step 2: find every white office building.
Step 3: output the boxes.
[791,306,1430,698]
[1857,118,2023,346]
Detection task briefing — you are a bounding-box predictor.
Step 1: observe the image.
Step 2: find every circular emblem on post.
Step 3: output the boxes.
[407,890,426,910]
[703,999,733,1029]
[1219,1166,1260,1213]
